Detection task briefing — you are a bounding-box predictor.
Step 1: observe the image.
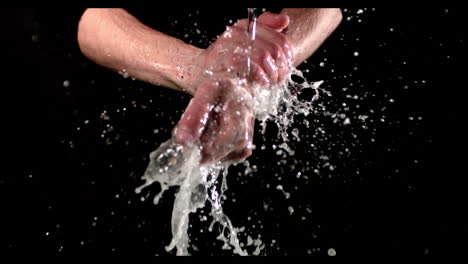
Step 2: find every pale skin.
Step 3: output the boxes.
[78,8,342,163]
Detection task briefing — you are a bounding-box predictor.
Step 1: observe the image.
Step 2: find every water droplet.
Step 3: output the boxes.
[119,69,129,78]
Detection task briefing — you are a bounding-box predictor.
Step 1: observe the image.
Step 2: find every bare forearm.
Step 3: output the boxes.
[77,8,202,94]
[281,8,342,67]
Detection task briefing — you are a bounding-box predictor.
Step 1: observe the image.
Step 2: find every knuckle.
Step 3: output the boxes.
[270,44,282,60]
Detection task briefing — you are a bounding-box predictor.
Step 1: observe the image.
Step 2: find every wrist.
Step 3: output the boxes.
[167,45,206,96]
[137,32,205,96]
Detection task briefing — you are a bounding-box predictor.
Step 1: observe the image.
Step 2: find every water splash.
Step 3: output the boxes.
[253,68,325,153]
[136,8,325,256]
[136,66,323,255]
[136,139,247,255]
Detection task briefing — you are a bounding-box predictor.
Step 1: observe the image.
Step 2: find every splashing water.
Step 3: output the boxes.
[136,69,324,256]
[135,139,247,255]
[136,8,325,256]
[253,68,324,155]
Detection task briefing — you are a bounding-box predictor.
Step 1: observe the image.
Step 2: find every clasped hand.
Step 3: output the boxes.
[174,12,293,164]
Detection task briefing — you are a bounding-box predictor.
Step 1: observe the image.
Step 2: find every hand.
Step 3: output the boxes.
[175,12,293,164]
[175,79,255,164]
[188,12,293,89]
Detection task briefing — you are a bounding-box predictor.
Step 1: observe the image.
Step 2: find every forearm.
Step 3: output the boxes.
[77,8,202,94]
[281,8,342,67]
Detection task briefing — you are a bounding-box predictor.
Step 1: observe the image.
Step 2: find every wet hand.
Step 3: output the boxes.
[175,79,255,164]
[190,12,293,88]
[175,12,293,164]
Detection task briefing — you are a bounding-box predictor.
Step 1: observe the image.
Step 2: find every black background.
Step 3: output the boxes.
[2,7,466,256]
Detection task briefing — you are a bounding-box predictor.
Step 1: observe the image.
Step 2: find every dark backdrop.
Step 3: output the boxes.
[2,7,466,257]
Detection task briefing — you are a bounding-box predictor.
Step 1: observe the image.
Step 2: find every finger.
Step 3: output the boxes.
[197,81,237,164]
[221,115,255,162]
[249,61,270,87]
[201,97,253,164]
[251,45,279,84]
[234,21,292,63]
[255,38,289,83]
[199,118,232,164]
[174,82,220,145]
[235,12,289,32]
[230,23,292,81]
[254,23,293,62]
[257,12,290,32]
[204,107,237,162]
[274,44,290,83]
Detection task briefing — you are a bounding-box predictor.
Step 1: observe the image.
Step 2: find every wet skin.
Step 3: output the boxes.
[175,12,293,164]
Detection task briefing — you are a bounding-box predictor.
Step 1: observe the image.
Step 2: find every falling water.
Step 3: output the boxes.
[246,8,258,76]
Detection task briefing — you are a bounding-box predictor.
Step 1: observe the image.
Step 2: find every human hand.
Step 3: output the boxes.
[187,12,293,89]
[175,79,255,164]
[175,12,293,164]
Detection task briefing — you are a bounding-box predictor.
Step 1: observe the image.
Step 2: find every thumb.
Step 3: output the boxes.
[257,12,290,32]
